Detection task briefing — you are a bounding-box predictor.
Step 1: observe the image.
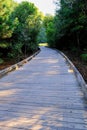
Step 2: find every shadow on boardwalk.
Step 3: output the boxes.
[0,47,87,130]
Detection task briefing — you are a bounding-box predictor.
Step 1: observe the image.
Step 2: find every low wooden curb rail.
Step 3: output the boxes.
[0,50,40,78]
[56,49,87,99]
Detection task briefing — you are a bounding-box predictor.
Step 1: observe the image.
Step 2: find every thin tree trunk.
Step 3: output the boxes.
[76,32,80,55]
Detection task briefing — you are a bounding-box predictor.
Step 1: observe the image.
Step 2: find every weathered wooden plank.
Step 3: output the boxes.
[0,47,87,130]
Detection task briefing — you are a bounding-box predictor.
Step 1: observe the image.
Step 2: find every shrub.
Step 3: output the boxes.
[0,58,4,64]
[80,54,87,62]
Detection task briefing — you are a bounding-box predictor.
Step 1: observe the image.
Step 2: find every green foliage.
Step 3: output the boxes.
[80,54,87,62]
[43,15,55,47]
[52,0,87,51]
[0,58,4,64]
[0,0,17,39]
[0,0,42,61]
[37,27,47,43]
[42,0,87,57]
[8,42,23,60]
[0,42,10,48]
[11,1,42,55]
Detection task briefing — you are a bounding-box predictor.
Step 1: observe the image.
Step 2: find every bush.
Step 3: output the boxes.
[0,58,4,64]
[80,54,87,62]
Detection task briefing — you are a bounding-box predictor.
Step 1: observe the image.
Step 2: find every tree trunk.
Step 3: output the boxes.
[76,32,80,55]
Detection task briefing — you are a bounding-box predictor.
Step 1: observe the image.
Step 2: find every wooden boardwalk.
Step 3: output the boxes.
[0,47,87,130]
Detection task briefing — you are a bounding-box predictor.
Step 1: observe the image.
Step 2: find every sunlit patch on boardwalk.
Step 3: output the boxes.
[68,69,74,73]
[0,107,64,129]
[0,89,16,97]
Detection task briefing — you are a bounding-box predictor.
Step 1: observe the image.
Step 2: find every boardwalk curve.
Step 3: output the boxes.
[0,47,87,130]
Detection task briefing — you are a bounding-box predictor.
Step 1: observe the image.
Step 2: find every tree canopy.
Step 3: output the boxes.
[43,0,87,61]
[0,0,42,62]
[54,0,87,51]
[0,0,17,39]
